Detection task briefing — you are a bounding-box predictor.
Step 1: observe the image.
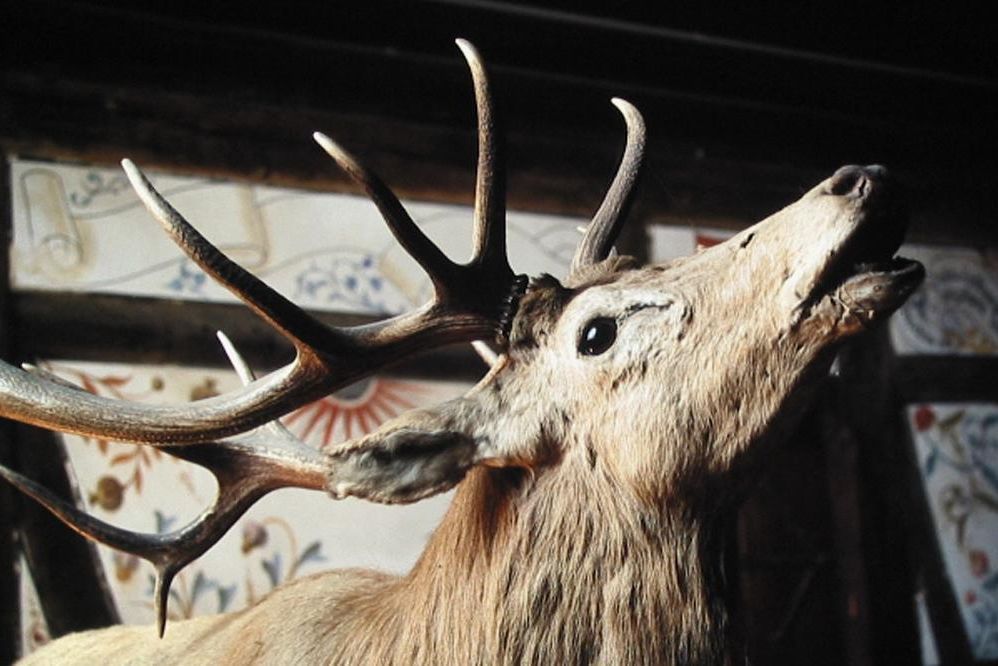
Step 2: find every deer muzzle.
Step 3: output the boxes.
[792,164,924,326]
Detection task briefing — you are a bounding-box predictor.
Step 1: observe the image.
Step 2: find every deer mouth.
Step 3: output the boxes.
[829,256,924,325]
[799,166,925,326]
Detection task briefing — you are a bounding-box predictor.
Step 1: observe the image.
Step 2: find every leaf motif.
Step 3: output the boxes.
[98,375,132,388]
[80,375,99,395]
[925,448,939,477]
[975,455,998,496]
[190,571,211,606]
[133,467,143,494]
[155,511,177,534]
[261,553,282,589]
[296,541,326,569]
[973,490,998,513]
[110,451,137,466]
[217,584,237,612]
[938,410,966,431]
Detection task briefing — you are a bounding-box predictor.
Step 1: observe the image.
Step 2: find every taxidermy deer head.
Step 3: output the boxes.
[1,40,923,665]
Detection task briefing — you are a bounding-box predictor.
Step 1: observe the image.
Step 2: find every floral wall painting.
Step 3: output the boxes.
[9,159,587,315]
[34,360,471,632]
[909,403,998,659]
[891,245,998,356]
[284,377,426,448]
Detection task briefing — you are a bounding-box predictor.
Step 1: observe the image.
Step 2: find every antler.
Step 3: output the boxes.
[0,39,524,635]
[569,97,646,278]
[0,334,328,636]
[0,39,526,446]
[0,39,648,636]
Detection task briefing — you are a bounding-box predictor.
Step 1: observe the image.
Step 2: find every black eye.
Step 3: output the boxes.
[578,317,617,356]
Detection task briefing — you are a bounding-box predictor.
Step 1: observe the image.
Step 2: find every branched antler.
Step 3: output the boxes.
[0,39,526,635]
[0,39,647,636]
[0,40,526,446]
[1,334,326,636]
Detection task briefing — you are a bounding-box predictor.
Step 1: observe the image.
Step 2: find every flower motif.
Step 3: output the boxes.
[167,262,207,295]
[190,378,220,402]
[89,475,124,511]
[241,521,269,554]
[285,378,424,448]
[970,549,991,578]
[113,552,141,583]
[941,484,971,524]
[915,405,936,432]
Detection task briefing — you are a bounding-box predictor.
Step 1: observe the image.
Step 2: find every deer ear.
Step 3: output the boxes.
[325,376,545,504]
[325,411,481,504]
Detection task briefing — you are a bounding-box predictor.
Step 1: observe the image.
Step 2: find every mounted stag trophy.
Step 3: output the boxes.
[1,40,923,664]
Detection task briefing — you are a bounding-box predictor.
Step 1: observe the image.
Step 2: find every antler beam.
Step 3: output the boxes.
[0,40,526,447]
[0,39,647,637]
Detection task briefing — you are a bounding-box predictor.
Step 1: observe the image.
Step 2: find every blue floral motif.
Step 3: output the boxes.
[166,262,207,295]
[960,412,998,496]
[914,405,998,658]
[294,253,409,315]
[69,171,130,208]
[155,510,178,534]
[898,257,998,354]
[968,584,998,658]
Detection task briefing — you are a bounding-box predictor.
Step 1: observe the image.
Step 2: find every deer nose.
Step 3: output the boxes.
[826,164,890,198]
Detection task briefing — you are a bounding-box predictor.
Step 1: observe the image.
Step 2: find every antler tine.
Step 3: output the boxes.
[0,40,529,446]
[217,331,304,441]
[1,334,328,636]
[0,461,258,637]
[570,98,646,276]
[121,160,347,358]
[312,132,458,293]
[456,39,509,271]
[0,442,319,636]
[471,340,500,368]
[217,330,255,385]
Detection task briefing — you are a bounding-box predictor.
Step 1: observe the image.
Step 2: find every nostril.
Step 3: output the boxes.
[865,164,889,179]
[827,165,871,198]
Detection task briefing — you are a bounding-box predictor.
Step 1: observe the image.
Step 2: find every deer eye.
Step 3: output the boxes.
[578,317,617,356]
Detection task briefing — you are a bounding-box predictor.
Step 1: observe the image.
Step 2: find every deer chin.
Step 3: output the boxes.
[832,257,925,323]
[796,253,924,336]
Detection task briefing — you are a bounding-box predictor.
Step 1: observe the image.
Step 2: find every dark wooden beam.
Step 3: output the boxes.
[13,425,122,638]
[832,334,925,665]
[820,394,873,666]
[1,0,995,247]
[736,400,846,665]
[1,159,121,642]
[892,355,998,404]
[11,290,488,382]
[4,0,994,157]
[0,150,23,664]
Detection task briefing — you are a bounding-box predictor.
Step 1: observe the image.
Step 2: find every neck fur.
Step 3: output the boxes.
[384,455,731,665]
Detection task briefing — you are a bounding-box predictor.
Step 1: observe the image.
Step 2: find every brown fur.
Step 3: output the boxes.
[24,168,921,665]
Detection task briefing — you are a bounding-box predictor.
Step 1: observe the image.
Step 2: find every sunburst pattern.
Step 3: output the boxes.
[283,378,426,448]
